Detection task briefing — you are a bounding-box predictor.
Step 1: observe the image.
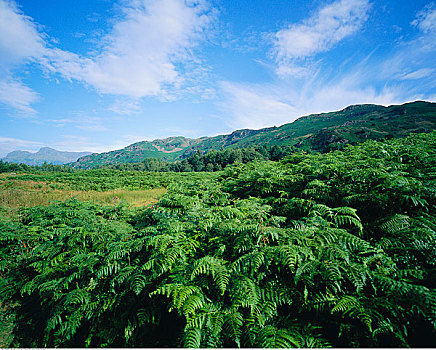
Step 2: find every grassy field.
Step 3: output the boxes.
[0,175,166,346]
[0,176,166,211]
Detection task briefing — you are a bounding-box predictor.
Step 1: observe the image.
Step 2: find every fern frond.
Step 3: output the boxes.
[131,274,148,295]
[230,275,260,310]
[331,295,373,330]
[222,309,243,347]
[191,256,230,294]
[64,288,90,306]
[183,327,201,348]
[182,293,206,315]
[258,326,301,348]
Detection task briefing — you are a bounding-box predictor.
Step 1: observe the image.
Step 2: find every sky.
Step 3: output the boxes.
[0,0,435,157]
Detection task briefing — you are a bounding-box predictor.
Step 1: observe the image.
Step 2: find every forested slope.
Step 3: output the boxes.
[70,101,436,169]
[0,132,435,347]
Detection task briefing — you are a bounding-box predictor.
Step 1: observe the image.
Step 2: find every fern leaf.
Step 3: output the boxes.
[258,326,301,348]
[184,327,202,348]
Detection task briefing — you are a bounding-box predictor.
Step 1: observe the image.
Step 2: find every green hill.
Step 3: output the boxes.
[72,136,195,169]
[71,101,436,169]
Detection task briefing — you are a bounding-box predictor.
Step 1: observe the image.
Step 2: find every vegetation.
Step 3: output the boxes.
[0,131,435,347]
[0,180,165,210]
[102,144,295,172]
[0,169,217,191]
[3,102,435,173]
[69,101,436,169]
[0,160,76,173]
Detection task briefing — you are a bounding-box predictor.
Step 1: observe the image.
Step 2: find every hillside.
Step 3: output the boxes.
[71,101,436,169]
[3,147,91,166]
[71,136,196,169]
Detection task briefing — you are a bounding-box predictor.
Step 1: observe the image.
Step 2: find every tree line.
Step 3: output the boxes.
[105,145,296,172]
[1,145,296,173]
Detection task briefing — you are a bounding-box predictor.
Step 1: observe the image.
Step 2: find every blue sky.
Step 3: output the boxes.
[0,0,435,157]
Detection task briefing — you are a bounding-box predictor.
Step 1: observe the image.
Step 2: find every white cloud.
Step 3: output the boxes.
[0,78,39,114]
[217,0,434,131]
[0,0,46,113]
[412,3,436,34]
[274,64,312,78]
[0,0,215,114]
[108,99,141,115]
[400,68,435,80]
[219,81,296,129]
[0,0,46,65]
[46,0,215,98]
[50,134,151,154]
[377,3,436,88]
[273,0,370,76]
[410,2,436,52]
[218,70,408,131]
[0,136,44,157]
[50,116,108,132]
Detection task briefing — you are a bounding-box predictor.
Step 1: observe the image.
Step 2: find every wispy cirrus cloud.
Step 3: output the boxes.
[50,115,108,132]
[400,68,435,80]
[0,78,39,114]
[272,0,371,77]
[107,99,141,115]
[0,0,46,114]
[412,2,436,34]
[218,76,403,131]
[410,2,436,55]
[0,0,216,114]
[0,136,45,157]
[218,81,296,129]
[378,3,436,88]
[0,0,46,64]
[218,0,436,131]
[46,0,215,99]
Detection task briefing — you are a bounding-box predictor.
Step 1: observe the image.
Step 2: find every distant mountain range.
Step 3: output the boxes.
[4,101,434,168]
[2,147,91,166]
[70,101,436,169]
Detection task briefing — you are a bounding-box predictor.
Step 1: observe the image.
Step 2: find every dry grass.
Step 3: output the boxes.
[0,179,166,210]
[0,180,167,346]
[73,188,167,207]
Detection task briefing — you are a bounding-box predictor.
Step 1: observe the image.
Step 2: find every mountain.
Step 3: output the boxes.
[3,147,92,166]
[71,101,436,169]
[70,136,196,169]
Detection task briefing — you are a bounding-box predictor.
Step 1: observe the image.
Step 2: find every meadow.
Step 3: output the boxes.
[0,177,166,210]
[0,132,435,347]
